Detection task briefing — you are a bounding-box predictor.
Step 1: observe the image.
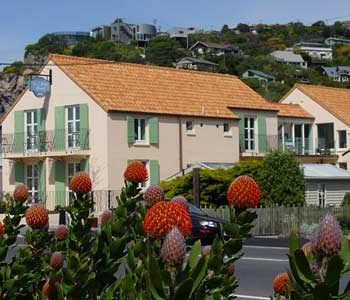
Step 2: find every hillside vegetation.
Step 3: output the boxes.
[3,21,350,102]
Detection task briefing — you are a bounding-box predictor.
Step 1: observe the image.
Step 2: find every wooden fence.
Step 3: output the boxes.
[201,205,350,236]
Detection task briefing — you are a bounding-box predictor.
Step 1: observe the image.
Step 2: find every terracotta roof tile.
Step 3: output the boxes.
[274,103,314,119]
[294,84,350,126]
[49,54,277,119]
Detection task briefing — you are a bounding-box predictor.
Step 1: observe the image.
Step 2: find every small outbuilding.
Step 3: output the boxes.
[303,164,350,207]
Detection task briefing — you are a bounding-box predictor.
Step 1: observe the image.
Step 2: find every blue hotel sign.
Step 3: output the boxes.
[29,77,51,98]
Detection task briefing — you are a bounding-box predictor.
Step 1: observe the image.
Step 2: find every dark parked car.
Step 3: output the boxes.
[187,203,227,245]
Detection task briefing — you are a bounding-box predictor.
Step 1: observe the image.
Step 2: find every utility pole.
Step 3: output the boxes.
[193,167,200,207]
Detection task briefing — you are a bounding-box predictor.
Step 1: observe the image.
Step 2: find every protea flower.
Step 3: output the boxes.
[13,184,29,202]
[69,172,92,194]
[161,227,186,265]
[0,222,4,236]
[143,201,192,239]
[144,185,164,207]
[124,161,148,183]
[54,225,68,241]
[227,263,235,276]
[42,276,61,300]
[202,245,211,256]
[101,209,113,225]
[171,195,189,211]
[227,175,261,208]
[50,251,64,269]
[25,204,49,229]
[311,214,342,257]
[301,242,312,257]
[272,273,292,295]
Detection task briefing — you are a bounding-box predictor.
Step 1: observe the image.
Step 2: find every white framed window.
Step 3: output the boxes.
[67,106,80,149]
[186,120,194,134]
[244,117,256,151]
[25,110,38,152]
[67,161,81,204]
[318,184,326,208]
[223,123,231,136]
[134,118,147,143]
[26,164,39,203]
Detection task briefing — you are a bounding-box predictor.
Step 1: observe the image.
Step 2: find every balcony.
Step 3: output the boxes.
[1,129,90,159]
[239,134,338,162]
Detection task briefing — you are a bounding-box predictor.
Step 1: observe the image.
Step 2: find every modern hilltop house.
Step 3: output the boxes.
[0,54,335,209]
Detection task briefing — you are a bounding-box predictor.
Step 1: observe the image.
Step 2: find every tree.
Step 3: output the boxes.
[236,23,250,33]
[145,36,187,66]
[221,24,230,34]
[258,151,305,206]
[266,37,286,50]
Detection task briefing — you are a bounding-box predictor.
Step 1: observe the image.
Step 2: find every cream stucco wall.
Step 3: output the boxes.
[1,62,109,209]
[282,88,350,167]
[107,113,240,189]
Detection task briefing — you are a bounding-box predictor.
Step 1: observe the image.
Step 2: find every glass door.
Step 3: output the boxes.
[25,110,38,152]
[26,164,39,203]
[67,106,80,149]
[67,162,81,204]
[244,117,255,151]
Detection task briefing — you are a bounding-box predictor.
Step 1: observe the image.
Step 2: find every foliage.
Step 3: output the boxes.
[161,160,262,206]
[274,228,350,299]
[162,151,305,207]
[258,151,305,206]
[0,167,260,299]
[342,192,350,206]
[1,62,25,75]
[145,36,188,66]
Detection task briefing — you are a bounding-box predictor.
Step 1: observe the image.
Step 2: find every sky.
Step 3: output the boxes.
[0,0,350,64]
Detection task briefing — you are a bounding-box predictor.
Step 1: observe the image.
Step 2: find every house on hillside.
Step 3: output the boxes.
[325,37,350,47]
[242,69,275,83]
[190,41,237,56]
[175,57,219,72]
[271,50,307,68]
[303,164,350,207]
[322,66,350,83]
[90,26,112,40]
[281,84,350,169]
[293,42,333,60]
[167,27,199,39]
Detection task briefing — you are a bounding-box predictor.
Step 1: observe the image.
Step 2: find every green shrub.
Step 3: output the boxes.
[342,192,350,206]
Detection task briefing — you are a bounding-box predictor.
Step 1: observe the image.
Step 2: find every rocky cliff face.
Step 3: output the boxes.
[0,54,47,118]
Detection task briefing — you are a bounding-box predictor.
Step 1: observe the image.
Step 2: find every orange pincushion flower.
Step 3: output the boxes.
[25,204,49,229]
[124,161,148,183]
[227,175,261,208]
[143,201,192,239]
[13,184,29,202]
[272,273,292,295]
[42,276,61,300]
[0,222,4,236]
[69,172,92,194]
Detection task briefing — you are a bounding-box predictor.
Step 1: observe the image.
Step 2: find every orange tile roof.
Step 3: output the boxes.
[274,103,314,119]
[293,84,350,126]
[47,54,277,119]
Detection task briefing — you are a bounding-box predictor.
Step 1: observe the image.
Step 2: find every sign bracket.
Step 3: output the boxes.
[28,69,52,85]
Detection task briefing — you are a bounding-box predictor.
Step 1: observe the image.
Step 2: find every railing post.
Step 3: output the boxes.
[108,190,111,210]
[193,167,200,207]
[59,210,66,225]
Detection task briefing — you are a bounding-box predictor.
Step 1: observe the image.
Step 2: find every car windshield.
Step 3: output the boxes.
[188,203,205,215]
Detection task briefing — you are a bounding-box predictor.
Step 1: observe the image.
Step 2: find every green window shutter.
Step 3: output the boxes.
[38,160,46,203]
[80,159,89,173]
[14,111,24,153]
[80,104,89,150]
[236,112,245,152]
[14,162,25,185]
[149,117,159,144]
[37,108,46,152]
[127,116,135,144]
[149,160,160,185]
[54,106,65,151]
[55,160,66,206]
[257,115,267,153]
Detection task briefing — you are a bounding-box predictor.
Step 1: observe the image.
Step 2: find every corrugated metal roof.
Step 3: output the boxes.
[303,164,350,180]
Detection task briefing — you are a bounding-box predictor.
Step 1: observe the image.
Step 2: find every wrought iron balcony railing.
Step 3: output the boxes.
[1,128,90,155]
